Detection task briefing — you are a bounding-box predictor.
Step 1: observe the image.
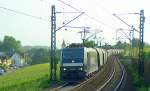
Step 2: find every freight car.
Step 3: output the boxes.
[107,49,124,55]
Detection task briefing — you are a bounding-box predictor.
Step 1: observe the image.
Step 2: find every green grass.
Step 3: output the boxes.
[144,47,150,53]
[123,47,150,59]
[122,47,150,91]
[144,47,150,60]
[0,63,60,91]
[122,59,148,91]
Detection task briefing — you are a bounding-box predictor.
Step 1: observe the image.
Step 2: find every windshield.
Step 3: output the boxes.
[62,48,84,63]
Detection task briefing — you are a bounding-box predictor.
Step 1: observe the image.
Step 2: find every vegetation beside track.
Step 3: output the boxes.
[122,43,150,91]
[121,58,149,91]
[0,63,60,91]
[144,47,150,60]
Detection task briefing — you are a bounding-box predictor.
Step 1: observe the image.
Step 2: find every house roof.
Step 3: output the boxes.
[0,52,25,59]
[0,52,8,59]
[0,52,6,56]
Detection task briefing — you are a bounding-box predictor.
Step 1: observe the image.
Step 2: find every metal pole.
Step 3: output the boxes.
[100,42,101,47]
[138,10,145,76]
[129,30,132,57]
[132,27,135,57]
[51,5,57,81]
[51,5,84,81]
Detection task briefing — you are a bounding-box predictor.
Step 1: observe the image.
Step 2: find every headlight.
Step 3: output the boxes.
[63,68,67,71]
[72,60,75,63]
[80,68,83,71]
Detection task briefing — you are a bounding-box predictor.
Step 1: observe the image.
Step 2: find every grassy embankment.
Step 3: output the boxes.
[122,47,150,91]
[0,63,60,91]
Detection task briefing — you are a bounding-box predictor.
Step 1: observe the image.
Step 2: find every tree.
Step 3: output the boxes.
[102,43,112,49]
[114,41,124,49]
[132,38,139,47]
[2,36,22,52]
[83,39,96,47]
[29,48,50,65]
[0,41,2,51]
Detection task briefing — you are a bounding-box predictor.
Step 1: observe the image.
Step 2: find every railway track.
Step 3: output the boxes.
[71,56,126,91]
[50,58,113,91]
[113,57,126,91]
[50,82,82,91]
[97,62,116,91]
[71,56,115,91]
[50,83,70,91]
[97,56,126,91]
[50,56,126,91]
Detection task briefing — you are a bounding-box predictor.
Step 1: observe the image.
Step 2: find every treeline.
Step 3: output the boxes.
[25,48,60,65]
[0,36,22,53]
[112,39,150,59]
[0,36,60,65]
[1,36,150,65]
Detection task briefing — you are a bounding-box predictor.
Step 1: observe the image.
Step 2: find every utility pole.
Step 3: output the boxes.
[129,28,134,57]
[96,37,104,47]
[131,26,135,57]
[50,5,84,81]
[138,10,145,76]
[51,5,56,81]
[113,10,145,76]
[78,28,90,46]
[86,29,103,43]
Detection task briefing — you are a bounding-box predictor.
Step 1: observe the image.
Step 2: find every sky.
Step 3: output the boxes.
[0,0,150,48]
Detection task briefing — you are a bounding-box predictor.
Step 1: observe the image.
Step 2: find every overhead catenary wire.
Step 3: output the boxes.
[56,12,85,31]
[97,4,140,40]
[92,2,140,32]
[117,29,131,41]
[58,0,117,30]
[113,14,139,32]
[0,6,49,22]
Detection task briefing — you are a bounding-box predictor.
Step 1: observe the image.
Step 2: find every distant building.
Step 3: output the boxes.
[11,53,25,67]
[0,52,12,66]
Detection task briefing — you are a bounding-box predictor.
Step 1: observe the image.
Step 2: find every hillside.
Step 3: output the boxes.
[0,63,59,91]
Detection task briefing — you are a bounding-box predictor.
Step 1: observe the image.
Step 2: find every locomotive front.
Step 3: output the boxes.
[60,47,85,82]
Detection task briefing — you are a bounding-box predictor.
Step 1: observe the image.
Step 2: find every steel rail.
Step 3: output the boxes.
[50,83,68,91]
[113,59,125,91]
[96,58,116,91]
[97,65,115,91]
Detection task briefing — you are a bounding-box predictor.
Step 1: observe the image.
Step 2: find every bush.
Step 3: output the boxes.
[0,63,7,72]
[122,59,147,90]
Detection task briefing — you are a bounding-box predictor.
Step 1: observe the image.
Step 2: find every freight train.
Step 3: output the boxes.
[60,46,123,82]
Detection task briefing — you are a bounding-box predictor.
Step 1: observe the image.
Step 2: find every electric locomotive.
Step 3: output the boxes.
[60,46,108,82]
